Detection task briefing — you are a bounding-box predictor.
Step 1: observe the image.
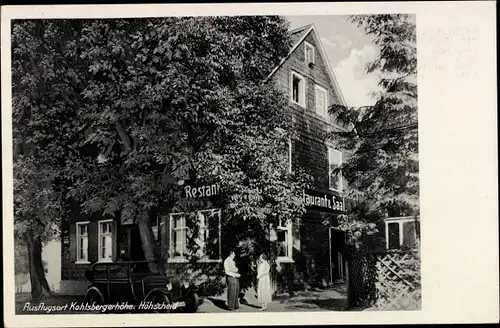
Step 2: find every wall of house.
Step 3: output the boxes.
[60,211,118,294]
[270,30,352,290]
[272,31,348,190]
[61,209,224,296]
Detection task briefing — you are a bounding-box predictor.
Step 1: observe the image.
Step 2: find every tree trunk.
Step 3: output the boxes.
[25,230,52,301]
[137,211,163,273]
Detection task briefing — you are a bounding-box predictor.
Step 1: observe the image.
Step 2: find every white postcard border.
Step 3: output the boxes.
[2,1,498,327]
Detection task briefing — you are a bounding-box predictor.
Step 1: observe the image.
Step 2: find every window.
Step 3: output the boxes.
[196,209,222,261]
[98,220,113,262]
[402,220,417,248]
[328,147,343,191]
[169,209,221,262]
[385,217,419,250]
[169,213,188,261]
[291,71,306,107]
[152,216,159,241]
[305,41,315,64]
[276,219,293,262]
[387,222,400,249]
[288,138,293,173]
[315,84,328,118]
[76,222,89,263]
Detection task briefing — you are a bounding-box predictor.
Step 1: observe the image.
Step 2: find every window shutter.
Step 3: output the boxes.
[402,221,416,248]
[112,220,118,261]
[88,221,98,262]
[160,215,169,260]
[207,210,221,260]
[287,221,293,258]
[315,88,320,113]
[69,221,77,262]
[387,222,400,249]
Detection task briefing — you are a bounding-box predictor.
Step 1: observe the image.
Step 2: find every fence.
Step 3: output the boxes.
[347,249,421,311]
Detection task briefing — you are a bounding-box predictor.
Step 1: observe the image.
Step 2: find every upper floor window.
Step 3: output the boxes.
[328,147,343,192]
[305,41,315,64]
[76,221,89,263]
[291,71,306,108]
[315,84,328,118]
[98,220,113,262]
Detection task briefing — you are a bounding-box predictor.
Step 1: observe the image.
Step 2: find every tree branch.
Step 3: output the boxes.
[114,121,132,152]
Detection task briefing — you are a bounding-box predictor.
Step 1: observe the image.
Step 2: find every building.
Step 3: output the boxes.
[60,24,354,295]
[266,24,353,289]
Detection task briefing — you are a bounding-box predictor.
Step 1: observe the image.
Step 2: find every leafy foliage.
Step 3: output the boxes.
[12,16,311,292]
[328,14,419,245]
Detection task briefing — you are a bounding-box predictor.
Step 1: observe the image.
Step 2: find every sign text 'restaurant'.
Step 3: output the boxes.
[303,191,344,211]
[185,183,220,198]
[184,183,344,212]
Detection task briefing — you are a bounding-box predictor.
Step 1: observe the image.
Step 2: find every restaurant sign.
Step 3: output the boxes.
[184,183,221,199]
[184,182,344,213]
[303,190,344,212]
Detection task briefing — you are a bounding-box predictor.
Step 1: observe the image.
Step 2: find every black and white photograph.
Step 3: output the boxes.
[2,2,498,327]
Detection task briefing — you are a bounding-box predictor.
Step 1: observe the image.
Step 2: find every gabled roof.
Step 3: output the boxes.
[266,23,347,107]
[289,24,313,45]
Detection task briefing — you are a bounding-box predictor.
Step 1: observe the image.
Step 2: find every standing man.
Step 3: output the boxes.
[224,250,240,310]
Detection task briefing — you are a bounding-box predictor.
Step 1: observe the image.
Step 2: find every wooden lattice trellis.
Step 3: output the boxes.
[374,252,421,310]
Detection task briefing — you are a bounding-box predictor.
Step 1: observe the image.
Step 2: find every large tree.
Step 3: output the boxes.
[12,16,311,292]
[328,14,418,247]
[13,157,60,300]
[12,19,92,299]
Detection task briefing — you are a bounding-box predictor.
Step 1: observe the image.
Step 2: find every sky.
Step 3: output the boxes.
[286,15,380,107]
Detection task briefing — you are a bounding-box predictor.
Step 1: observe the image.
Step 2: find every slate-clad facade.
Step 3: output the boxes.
[60,24,354,295]
[267,24,352,289]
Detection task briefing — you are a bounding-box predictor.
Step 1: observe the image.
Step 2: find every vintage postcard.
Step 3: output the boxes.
[2,2,498,327]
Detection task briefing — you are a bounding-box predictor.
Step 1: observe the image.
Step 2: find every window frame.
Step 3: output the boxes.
[275,219,294,263]
[97,219,114,263]
[169,212,189,263]
[151,216,160,241]
[196,209,222,263]
[315,84,328,118]
[288,138,293,174]
[168,209,222,263]
[75,221,90,264]
[384,217,419,250]
[328,147,343,192]
[290,71,306,108]
[304,41,315,64]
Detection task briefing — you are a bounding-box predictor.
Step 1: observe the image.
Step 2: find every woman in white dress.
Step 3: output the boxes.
[256,253,272,311]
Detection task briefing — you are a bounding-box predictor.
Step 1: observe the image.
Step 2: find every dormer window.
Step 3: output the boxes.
[305,41,315,64]
[290,71,306,108]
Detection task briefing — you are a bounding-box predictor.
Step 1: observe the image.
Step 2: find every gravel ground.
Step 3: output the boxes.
[199,284,348,313]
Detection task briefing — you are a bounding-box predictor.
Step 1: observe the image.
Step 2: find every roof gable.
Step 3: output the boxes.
[266,24,347,106]
[289,24,313,45]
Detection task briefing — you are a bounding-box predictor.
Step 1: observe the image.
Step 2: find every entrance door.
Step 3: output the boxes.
[117,225,145,261]
[329,228,347,282]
